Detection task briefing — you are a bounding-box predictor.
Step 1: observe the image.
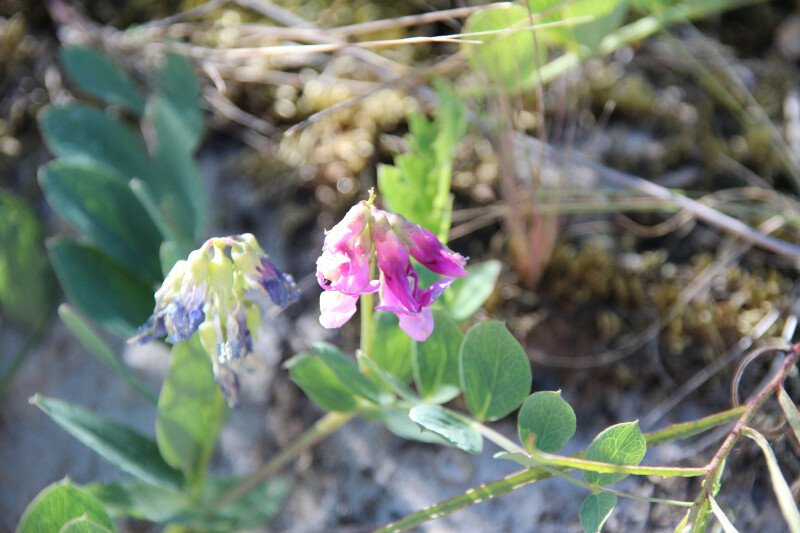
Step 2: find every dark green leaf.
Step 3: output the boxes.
[60,45,145,115]
[147,96,207,244]
[0,192,53,328]
[32,395,182,490]
[370,311,413,382]
[412,310,463,398]
[583,422,647,486]
[460,321,532,421]
[409,404,483,454]
[156,337,226,488]
[156,53,203,151]
[579,492,617,533]
[39,104,154,185]
[285,352,359,412]
[40,160,162,283]
[18,479,115,533]
[57,304,157,404]
[517,391,576,453]
[47,238,153,338]
[446,260,501,321]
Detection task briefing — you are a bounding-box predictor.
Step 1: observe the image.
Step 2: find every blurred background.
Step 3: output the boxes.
[2,0,800,530]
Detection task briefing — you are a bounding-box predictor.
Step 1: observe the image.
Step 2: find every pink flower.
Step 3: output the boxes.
[316,202,380,297]
[316,198,467,341]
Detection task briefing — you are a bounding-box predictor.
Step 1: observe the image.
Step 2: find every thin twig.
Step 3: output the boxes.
[686,343,800,525]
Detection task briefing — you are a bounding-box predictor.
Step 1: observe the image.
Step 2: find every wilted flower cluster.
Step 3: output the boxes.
[317,194,467,341]
[133,234,298,406]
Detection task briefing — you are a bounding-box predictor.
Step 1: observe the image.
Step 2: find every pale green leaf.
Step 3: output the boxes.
[579,492,617,533]
[409,404,483,454]
[460,321,532,421]
[447,260,502,321]
[518,391,576,453]
[18,479,115,533]
[583,421,646,486]
[156,337,226,488]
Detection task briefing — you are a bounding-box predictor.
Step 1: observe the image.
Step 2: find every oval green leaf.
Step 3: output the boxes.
[518,391,576,453]
[408,404,483,454]
[579,492,617,533]
[60,45,145,115]
[147,96,207,243]
[18,479,115,533]
[460,321,532,421]
[40,160,163,283]
[47,238,153,338]
[583,421,647,486]
[285,352,359,412]
[156,53,203,151]
[39,104,154,186]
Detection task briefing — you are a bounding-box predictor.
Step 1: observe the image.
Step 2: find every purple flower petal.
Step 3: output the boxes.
[392,216,467,277]
[257,257,300,307]
[374,215,420,314]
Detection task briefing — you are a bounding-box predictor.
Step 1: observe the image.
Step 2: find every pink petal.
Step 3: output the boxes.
[373,216,419,313]
[317,202,377,295]
[319,291,359,329]
[397,218,467,277]
[397,307,434,341]
[418,278,453,308]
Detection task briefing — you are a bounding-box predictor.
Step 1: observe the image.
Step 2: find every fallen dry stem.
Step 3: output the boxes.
[686,343,800,526]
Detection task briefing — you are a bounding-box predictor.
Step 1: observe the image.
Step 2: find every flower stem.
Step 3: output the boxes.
[360,291,374,356]
[473,422,527,455]
[213,411,353,509]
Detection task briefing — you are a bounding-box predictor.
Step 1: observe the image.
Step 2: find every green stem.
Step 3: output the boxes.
[360,291,374,357]
[374,406,747,532]
[474,422,527,455]
[213,411,353,510]
[528,448,707,478]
